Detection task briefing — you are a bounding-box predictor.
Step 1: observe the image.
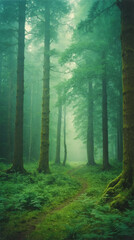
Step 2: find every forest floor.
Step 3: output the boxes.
[0,162,134,240]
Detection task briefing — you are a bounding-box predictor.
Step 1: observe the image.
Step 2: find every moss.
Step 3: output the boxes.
[110,186,134,210]
[107,174,122,188]
[102,170,134,210]
[110,193,128,210]
[102,174,122,201]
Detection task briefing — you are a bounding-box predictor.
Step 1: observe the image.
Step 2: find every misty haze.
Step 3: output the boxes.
[0,0,134,239]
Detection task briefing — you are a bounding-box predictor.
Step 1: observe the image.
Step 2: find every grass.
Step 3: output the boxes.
[0,162,134,240]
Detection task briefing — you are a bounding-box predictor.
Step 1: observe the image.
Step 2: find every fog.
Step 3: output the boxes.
[0,0,122,169]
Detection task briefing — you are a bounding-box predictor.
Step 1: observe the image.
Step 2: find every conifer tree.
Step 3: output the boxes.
[63,104,67,166]
[37,0,69,173]
[38,0,50,173]
[102,53,110,169]
[9,0,26,172]
[0,0,17,163]
[55,92,62,165]
[104,0,134,208]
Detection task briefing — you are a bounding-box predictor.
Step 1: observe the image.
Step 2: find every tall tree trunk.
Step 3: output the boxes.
[7,49,16,163]
[103,0,134,208]
[0,53,2,94]
[55,100,62,165]
[63,104,67,166]
[0,53,3,158]
[28,85,33,162]
[102,54,110,170]
[121,0,134,187]
[38,1,50,173]
[7,69,12,163]
[87,80,95,165]
[117,90,123,162]
[9,0,26,172]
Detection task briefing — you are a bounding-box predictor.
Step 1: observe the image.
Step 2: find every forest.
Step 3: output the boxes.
[0,0,134,239]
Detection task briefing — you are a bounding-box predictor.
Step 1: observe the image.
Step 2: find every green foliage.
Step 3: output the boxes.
[1,163,133,240]
[65,202,134,240]
[29,0,70,41]
[64,168,134,240]
[0,163,80,223]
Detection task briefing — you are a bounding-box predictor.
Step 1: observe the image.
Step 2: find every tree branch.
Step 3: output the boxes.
[79,2,117,30]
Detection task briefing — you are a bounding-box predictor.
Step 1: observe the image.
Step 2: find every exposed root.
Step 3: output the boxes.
[102,174,122,200]
[102,173,134,210]
[110,186,134,210]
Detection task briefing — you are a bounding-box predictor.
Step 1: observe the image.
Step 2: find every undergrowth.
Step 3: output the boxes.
[63,165,134,240]
[0,162,134,240]
[0,163,80,223]
[64,199,134,240]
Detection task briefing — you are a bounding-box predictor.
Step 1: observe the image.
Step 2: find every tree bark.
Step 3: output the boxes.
[121,0,134,187]
[87,80,95,165]
[0,53,3,158]
[103,0,134,209]
[0,53,2,95]
[117,90,123,162]
[38,1,50,173]
[63,104,67,166]
[102,54,110,170]
[28,85,33,163]
[55,99,62,165]
[9,0,26,172]
[7,52,16,163]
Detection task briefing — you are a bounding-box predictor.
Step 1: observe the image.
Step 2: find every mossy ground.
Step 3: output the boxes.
[0,162,134,240]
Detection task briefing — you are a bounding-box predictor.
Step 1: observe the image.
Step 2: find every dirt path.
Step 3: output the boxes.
[17,167,88,240]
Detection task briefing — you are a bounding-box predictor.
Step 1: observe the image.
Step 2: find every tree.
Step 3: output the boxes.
[77,0,122,167]
[87,79,95,165]
[38,1,50,173]
[37,0,69,173]
[55,92,62,165]
[63,103,67,166]
[61,41,98,165]
[0,0,17,163]
[7,50,16,163]
[117,89,123,162]
[103,0,134,209]
[9,0,26,172]
[102,52,110,170]
[61,0,122,167]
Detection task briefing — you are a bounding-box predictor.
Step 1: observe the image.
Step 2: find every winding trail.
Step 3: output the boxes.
[17,166,88,240]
